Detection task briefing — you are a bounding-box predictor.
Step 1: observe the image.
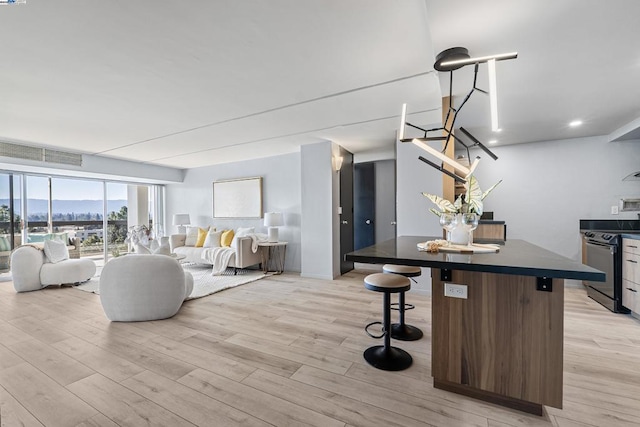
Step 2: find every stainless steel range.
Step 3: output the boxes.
[583,231,628,313]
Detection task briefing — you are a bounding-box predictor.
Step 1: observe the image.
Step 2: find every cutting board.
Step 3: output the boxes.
[418,242,500,254]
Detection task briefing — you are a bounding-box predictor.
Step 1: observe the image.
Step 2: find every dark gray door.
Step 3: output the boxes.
[374,160,396,242]
[354,163,375,250]
[339,148,354,274]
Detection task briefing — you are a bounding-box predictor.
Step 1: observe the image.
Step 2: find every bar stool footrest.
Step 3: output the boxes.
[389,302,415,311]
[364,321,385,339]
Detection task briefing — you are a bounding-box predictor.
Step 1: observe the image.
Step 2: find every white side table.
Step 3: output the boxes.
[258,241,287,274]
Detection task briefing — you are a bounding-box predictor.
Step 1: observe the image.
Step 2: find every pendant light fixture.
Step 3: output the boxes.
[399,47,517,181]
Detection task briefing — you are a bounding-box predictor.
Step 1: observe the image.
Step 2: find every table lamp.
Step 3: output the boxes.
[264,212,284,242]
[172,213,190,234]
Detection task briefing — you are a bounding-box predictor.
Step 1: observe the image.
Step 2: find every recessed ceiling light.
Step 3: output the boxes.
[569,120,583,127]
[488,140,497,145]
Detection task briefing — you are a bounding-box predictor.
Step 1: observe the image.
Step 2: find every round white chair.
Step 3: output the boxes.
[99,254,193,322]
[11,245,96,293]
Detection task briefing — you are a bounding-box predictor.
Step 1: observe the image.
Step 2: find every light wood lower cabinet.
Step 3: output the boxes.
[475,223,506,241]
[622,238,640,317]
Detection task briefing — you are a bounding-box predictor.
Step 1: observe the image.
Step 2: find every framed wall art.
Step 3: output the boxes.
[213,177,263,219]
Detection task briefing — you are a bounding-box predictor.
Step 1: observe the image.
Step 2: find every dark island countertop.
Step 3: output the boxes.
[346,235,605,282]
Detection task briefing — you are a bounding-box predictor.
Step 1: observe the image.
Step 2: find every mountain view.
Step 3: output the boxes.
[0,199,127,216]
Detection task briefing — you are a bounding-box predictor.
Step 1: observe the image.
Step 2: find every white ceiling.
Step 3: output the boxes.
[1,0,639,170]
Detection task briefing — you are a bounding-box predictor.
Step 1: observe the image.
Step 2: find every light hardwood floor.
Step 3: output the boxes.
[1,270,640,426]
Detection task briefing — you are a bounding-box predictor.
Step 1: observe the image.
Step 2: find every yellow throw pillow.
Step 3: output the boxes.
[195,227,209,247]
[221,229,235,247]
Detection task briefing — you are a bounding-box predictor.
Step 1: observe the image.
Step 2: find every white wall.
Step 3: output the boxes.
[396,138,443,237]
[395,138,444,293]
[393,135,640,292]
[300,141,337,279]
[0,152,184,184]
[165,152,302,272]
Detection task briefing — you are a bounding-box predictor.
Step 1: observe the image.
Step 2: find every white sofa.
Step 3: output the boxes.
[169,234,261,270]
[99,254,193,322]
[10,245,96,293]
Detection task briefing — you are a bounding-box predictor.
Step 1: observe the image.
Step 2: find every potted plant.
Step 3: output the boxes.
[423,175,502,244]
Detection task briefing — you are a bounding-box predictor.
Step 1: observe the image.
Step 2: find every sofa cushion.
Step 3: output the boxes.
[40,258,96,286]
[184,226,200,246]
[43,239,69,263]
[203,230,222,248]
[0,236,11,251]
[195,228,208,247]
[221,229,235,247]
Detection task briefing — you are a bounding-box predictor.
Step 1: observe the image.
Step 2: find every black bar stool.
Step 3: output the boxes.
[382,264,423,341]
[363,273,413,371]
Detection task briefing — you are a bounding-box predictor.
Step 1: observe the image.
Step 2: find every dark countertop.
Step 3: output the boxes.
[621,233,640,240]
[346,235,605,281]
[580,219,640,233]
[478,220,505,225]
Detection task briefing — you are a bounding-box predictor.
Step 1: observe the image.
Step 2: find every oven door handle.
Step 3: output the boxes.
[585,241,616,255]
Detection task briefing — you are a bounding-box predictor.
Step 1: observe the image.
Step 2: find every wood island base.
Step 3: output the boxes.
[431,268,564,414]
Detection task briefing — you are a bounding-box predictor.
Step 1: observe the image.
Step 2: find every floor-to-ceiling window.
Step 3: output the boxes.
[25,175,51,244]
[0,173,22,271]
[106,183,128,260]
[51,177,105,259]
[0,170,165,264]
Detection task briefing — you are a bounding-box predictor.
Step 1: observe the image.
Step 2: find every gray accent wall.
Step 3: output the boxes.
[165,152,302,272]
[300,141,340,279]
[469,136,640,261]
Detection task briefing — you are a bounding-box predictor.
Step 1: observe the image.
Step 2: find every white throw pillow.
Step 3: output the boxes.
[184,226,199,246]
[152,241,171,256]
[235,227,255,238]
[134,244,152,254]
[149,239,160,251]
[203,230,223,248]
[43,239,69,264]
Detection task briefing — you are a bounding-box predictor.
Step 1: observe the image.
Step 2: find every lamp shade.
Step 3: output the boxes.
[172,213,190,225]
[264,212,284,227]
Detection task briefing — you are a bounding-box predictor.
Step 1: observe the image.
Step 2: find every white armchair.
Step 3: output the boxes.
[99,254,193,322]
[10,245,96,293]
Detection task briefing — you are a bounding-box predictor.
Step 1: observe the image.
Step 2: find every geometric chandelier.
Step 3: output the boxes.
[399,47,517,183]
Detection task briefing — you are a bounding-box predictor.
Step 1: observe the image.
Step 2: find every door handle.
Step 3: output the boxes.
[342,220,348,225]
[390,221,397,225]
[365,219,371,225]
[627,259,638,264]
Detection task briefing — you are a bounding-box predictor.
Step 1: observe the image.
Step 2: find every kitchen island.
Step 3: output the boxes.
[346,236,605,415]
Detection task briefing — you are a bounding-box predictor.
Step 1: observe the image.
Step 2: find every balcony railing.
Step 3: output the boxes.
[0,219,151,257]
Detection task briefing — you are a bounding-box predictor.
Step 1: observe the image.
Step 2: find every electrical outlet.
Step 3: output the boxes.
[611,205,619,215]
[444,283,468,299]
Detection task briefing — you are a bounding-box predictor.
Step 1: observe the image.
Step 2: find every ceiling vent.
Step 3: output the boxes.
[0,141,82,167]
